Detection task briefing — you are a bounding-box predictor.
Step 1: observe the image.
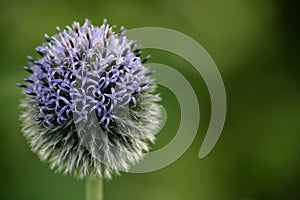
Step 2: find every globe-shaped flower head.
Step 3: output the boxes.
[18,19,162,179]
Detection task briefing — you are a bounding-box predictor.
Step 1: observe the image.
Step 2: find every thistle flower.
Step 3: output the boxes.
[17,19,162,179]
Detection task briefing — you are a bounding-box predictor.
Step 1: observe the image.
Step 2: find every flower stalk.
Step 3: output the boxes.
[86,176,103,200]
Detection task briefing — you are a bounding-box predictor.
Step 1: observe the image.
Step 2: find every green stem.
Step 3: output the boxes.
[86,176,103,200]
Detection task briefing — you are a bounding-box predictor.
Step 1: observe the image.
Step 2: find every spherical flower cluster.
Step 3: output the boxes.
[18,19,162,179]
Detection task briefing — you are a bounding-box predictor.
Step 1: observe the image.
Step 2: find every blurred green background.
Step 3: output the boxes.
[1,0,300,199]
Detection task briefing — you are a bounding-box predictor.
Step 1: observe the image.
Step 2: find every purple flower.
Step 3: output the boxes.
[18,19,162,179]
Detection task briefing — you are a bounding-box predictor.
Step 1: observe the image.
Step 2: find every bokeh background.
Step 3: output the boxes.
[1,0,299,199]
